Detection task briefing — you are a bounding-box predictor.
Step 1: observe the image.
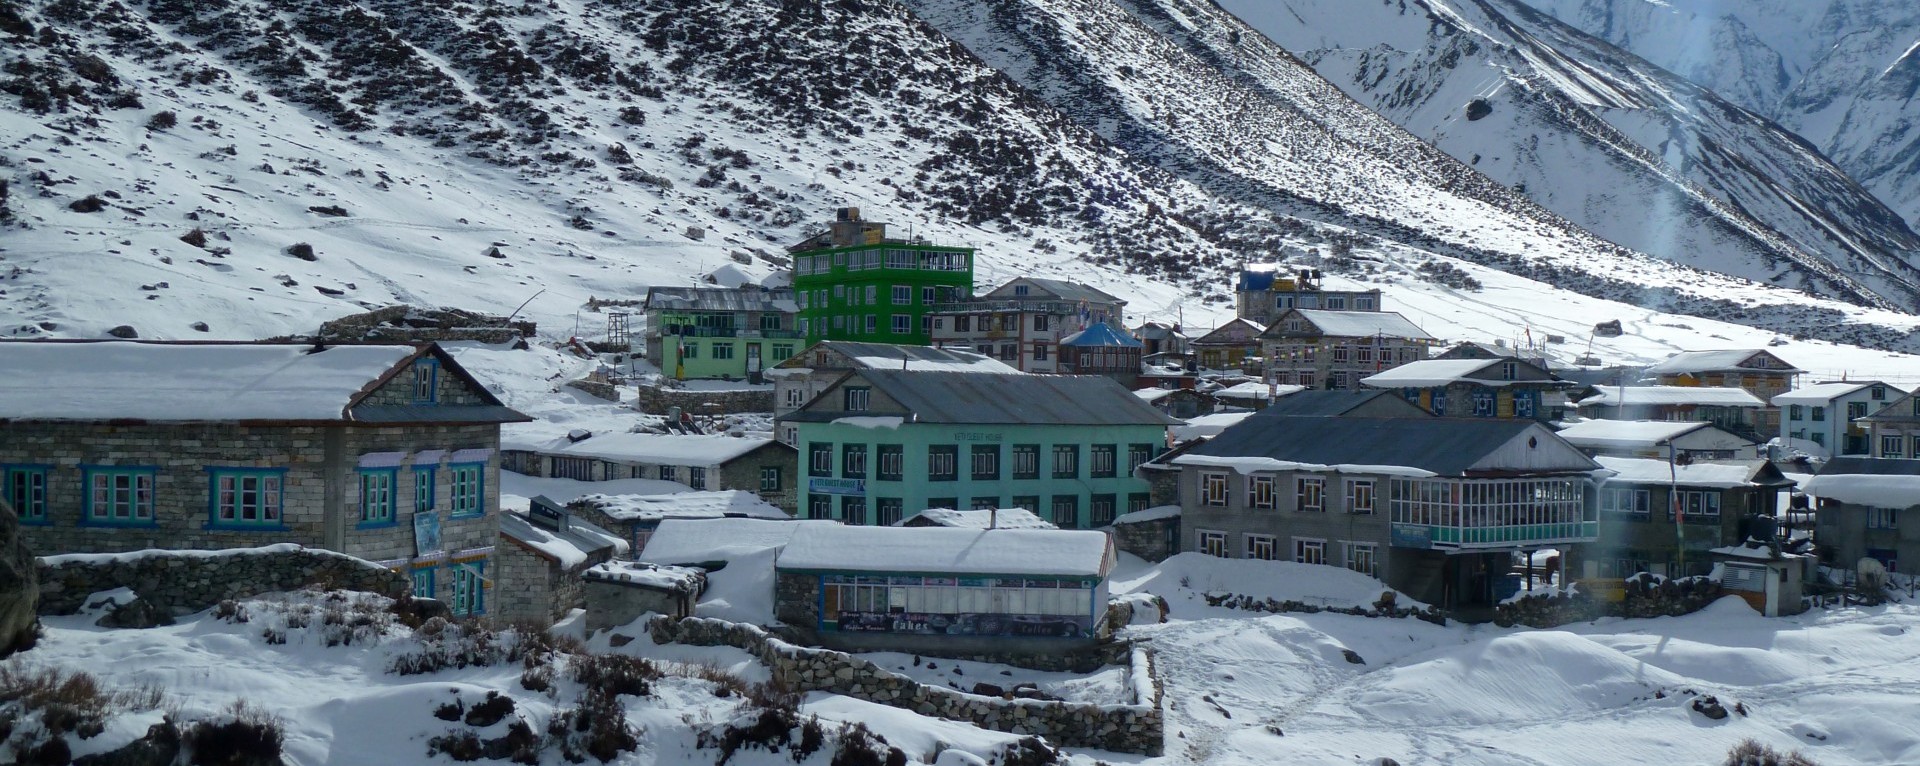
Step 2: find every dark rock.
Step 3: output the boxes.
[1465,98,1492,121]
[1593,319,1624,337]
[0,498,39,657]
[1341,649,1365,665]
[307,205,349,217]
[106,325,138,339]
[180,228,208,248]
[286,243,317,261]
[1691,695,1728,720]
[190,322,210,332]
[96,595,175,629]
[464,692,515,727]
[75,721,184,766]
[971,683,1007,697]
[69,195,108,213]
[315,286,345,296]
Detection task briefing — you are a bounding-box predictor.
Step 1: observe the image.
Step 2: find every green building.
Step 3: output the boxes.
[789,208,975,346]
[644,286,799,381]
[784,369,1177,528]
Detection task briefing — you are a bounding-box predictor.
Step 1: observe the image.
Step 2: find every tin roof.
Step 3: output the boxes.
[643,286,797,313]
[1178,415,1597,477]
[794,370,1178,426]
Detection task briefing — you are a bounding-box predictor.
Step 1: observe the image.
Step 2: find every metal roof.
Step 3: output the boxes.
[1059,322,1142,348]
[1183,415,1594,476]
[820,370,1179,426]
[1250,389,1424,418]
[985,277,1125,305]
[1575,386,1765,407]
[1645,349,1801,375]
[351,405,532,424]
[643,286,796,313]
[801,341,1024,373]
[1279,309,1433,340]
[1817,456,1920,477]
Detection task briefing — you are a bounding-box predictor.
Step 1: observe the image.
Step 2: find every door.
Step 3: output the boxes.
[746,343,763,383]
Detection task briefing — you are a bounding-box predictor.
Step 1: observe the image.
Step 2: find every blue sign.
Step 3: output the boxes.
[809,478,866,496]
[1390,523,1432,549]
[414,512,443,557]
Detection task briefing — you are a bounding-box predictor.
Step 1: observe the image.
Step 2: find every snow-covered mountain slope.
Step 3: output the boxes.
[2,0,1919,360]
[1522,0,1920,229]
[1196,0,1920,311]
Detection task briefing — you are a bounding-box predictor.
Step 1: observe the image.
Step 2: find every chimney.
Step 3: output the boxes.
[989,507,998,530]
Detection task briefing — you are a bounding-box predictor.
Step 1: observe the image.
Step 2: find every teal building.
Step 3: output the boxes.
[784,370,1177,528]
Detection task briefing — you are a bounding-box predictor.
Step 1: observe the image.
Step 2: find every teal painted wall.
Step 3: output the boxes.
[794,420,1165,528]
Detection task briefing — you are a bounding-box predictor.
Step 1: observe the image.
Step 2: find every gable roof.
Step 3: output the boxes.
[1214,381,1305,401]
[900,507,1057,530]
[575,490,791,522]
[1575,386,1765,408]
[639,518,824,564]
[1594,458,1792,489]
[527,432,783,466]
[1133,322,1188,341]
[643,286,796,313]
[1250,389,1431,418]
[1801,457,1920,508]
[1360,358,1562,389]
[499,508,628,569]
[777,525,1114,578]
[1271,309,1434,340]
[1646,349,1800,375]
[985,277,1125,305]
[1059,322,1142,348]
[1554,419,1722,450]
[772,341,1022,374]
[799,370,1179,426]
[1860,389,1920,422]
[1190,318,1265,345]
[1769,381,1894,406]
[0,340,526,424]
[1176,416,1597,477]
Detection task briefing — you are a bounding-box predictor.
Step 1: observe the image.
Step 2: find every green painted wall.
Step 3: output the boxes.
[650,309,802,380]
[791,243,975,346]
[793,420,1165,528]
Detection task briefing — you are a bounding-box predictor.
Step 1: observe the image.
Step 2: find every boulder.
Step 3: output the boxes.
[0,498,40,656]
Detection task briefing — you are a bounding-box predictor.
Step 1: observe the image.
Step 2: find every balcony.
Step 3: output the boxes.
[1386,476,1597,550]
[1391,521,1599,550]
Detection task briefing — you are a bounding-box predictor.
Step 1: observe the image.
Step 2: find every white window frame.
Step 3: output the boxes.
[1344,541,1378,577]
[1294,538,1326,565]
[1198,529,1229,557]
[1346,479,1375,514]
[1200,472,1229,507]
[1245,533,1278,561]
[1297,477,1325,512]
[1249,475,1276,509]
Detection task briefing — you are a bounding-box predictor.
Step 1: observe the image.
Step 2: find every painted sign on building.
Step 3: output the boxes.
[809,478,867,495]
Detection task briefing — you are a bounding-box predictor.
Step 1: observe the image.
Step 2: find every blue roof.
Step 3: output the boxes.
[1238,270,1281,292]
[1060,322,1143,348]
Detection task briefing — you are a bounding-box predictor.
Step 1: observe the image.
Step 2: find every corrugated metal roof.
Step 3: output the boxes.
[1817,456,1920,477]
[1251,390,1418,418]
[1183,415,1591,476]
[986,277,1125,305]
[1285,309,1434,340]
[1575,386,1765,407]
[817,341,1023,373]
[643,286,796,313]
[1646,349,1800,374]
[830,370,1180,426]
[1059,322,1142,348]
[351,405,532,424]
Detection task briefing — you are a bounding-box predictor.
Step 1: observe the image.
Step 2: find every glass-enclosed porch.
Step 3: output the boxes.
[1387,476,1597,550]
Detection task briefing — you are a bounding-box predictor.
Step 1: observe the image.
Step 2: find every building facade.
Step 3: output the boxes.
[766,341,1022,445]
[1189,318,1266,371]
[502,432,796,511]
[1772,381,1902,457]
[1361,357,1575,422]
[0,341,525,618]
[1646,349,1801,435]
[1552,420,1760,460]
[928,277,1127,373]
[1860,389,1920,459]
[1259,309,1435,390]
[1580,458,1794,579]
[1572,386,1766,439]
[785,370,1177,528]
[789,208,974,346]
[494,499,627,625]
[644,286,800,382]
[1234,267,1382,326]
[1803,457,1920,572]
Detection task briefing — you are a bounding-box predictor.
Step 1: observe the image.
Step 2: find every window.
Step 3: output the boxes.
[411,567,435,599]
[1249,475,1276,509]
[1872,386,1888,400]
[922,286,935,305]
[1052,445,1079,478]
[1811,432,1827,447]
[1090,445,1117,478]
[1867,508,1898,529]
[760,466,783,491]
[1676,490,1721,520]
[1199,530,1228,557]
[1050,495,1079,527]
[1091,494,1117,526]
[1345,542,1378,577]
[927,497,958,511]
[954,316,972,332]
[760,314,783,331]
[450,464,483,517]
[843,386,870,411]
[970,445,1000,480]
[842,444,867,479]
[1201,472,1229,506]
[1014,284,1031,296]
[359,469,396,525]
[1129,493,1151,514]
[1013,495,1041,514]
[1012,445,1040,479]
[1294,538,1326,565]
[1346,480,1375,514]
[1358,347,1374,364]
[1297,478,1325,511]
[808,495,833,520]
[658,465,677,483]
[1325,297,1347,310]
[689,466,708,490]
[1501,362,1518,380]
[785,387,806,407]
[772,344,793,360]
[1472,390,1495,417]
[841,496,866,525]
[1849,401,1869,419]
[891,314,911,334]
[451,562,485,617]
[1330,371,1350,390]
[864,316,876,334]
[864,285,877,304]
[681,342,699,359]
[1812,406,1826,422]
[2,466,48,523]
[83,468,159,525]
[921,315,932,334]
[1034,314,1050,331]
[1128,444,1155,473]
[1600,487,1651,516]
[929,445,958,481]
[1789,404,1805,420]
[1356,297,1375,310]
[412,359,438,404]
[1000,344,1017,361]
[1332,346,1351,364]
[713,344,735,360]
[970,497,999,511]
[892,285,911,305]
[414,467,435,513]
[210,469,284,527]
[1883,435,1905,458]
[810,443,833,476]
[1246,534,1278,561]
[1033,344,1049,362]
[1515,392,1536,419]
[877,498,905,526]
[1298,371,1316,389]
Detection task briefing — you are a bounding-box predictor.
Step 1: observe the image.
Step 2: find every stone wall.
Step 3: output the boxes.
[311,305,534,343]
[1494,574,1724,628]
[633,384,774,416]
[1109,513,1178,562]
[582,576,699,633]
[646,616,1163,756]
[489,542,558,625]
[35,544,409,616]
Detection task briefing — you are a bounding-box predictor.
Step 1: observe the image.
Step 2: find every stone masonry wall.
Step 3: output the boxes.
[1109,515,1178,562]
[489,542,557,625]
[633,385,774,416]
[35,544,409,616]
[583,578,697,633]
[1494,574,1724,628]
[647,616,1164,756]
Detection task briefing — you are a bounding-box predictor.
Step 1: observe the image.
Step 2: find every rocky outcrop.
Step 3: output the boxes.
[0,499,40,656]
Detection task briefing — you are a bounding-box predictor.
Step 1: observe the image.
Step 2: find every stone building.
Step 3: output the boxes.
[1234,267,1382,326]
[1188,318,1266,371]
[567,490,792,553]
[502,431,796,511]
[1259,308,1436,390]
[927,277,1128,373]
[766,341,1020,445]
[1576,458,1795,579]
[0,340,527,617]
[1645,349,1801,434]
[493,497,627,625]
[1803,457,1920,572]
[1361,357,1579,422]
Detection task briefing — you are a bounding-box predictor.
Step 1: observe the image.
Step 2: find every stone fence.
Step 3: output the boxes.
[36,544,410,616]
[1494,574,1723,628]
[646,616,1164,756]
[633,384,774,416]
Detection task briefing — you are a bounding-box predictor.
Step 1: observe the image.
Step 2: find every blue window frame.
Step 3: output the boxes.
[359,469,397,526]
[451,561,486,616]
[411,359,439,405]
[2,465,50,525]
[82,466,158,526]
[449,463,483,517]
[411,566,436,599]
[207,468,288,529]
[414,467,436,513]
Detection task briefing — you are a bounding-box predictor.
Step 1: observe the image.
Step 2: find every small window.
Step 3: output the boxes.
[1789,404,1804,421]
[1883,435,1905,458]
[681,342,699,359]
[928,445,958,481]
[1297,478,1325,511]
[1249,475,1275,509]
[1294,538,1326,565]
[449,464,484,517]
[808,495,833,520]
[864,315,877,335]
[1052,444,1079,478]
[359,469,396,525]
[876,498,905,526]
[1090,445,1117,478]
[1128,493,1151,514]
[760,314,783,331]
[1050,495,1079,527]
[2,465,49,523]
[1201,472,1229,506]
[955,316,972,332]
[892,285,911,305]
[892,314,911,334]
[877,445,904,482]
[1245,534,1278,561]
[809,443,833,477]
[1033,344,1049,362]
[922,286,935,304]
[1012,444,1040,479]
[450,562,486,617]
[659,464,678,483]
[1871,386,1886,400]
[841,496,867,525]
[210,469,285,528]
[1346,480,1374,514]
[1034,314,1049,331]
[411,359,438,404]
[970,445,999,481]
[713,344,735,360]
[1198,530,1228,557]
[1014,284,1030,296]
[1867,508,1898,530]
[414,467,436,513]
[688,466,708,490]
[1811,406,1826,422]
[970,496,999,511]
[841,444,867,479]
[844,386,871,411]
[760,466,783,491]
[1501,362,1517,380]
[1090,494,1117,526]
[412,567,435,599]
[1128,444,1155,473]
[1345,542,1378,576]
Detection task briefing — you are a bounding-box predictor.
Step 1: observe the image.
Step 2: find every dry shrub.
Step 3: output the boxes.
[567,654,657,698]
[1726,739,1819,766]
[182,699,284,765]
[0,666,166,741]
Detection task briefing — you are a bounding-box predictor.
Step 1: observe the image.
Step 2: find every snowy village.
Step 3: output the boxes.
[7,0,1920,765]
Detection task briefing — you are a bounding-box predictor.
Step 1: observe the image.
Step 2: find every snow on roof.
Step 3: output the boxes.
[581,560,704,591]
[639,517,823,564]
[1555,419,1713,449]
[1290,309,1433,340]
[1770,381,1888,406]
[777,525,1114,578]
[1594,457,1770,489]
[1801,457,1920,508]
[899,508,1057,530]
[0,341,418,422]
[1111,505,1180,525]
[809,342,1022,374]
[1134,387,1177,402]
[514,431,775,465]
[1646,349,1799,374]
[499,510,628,569]
[1709,542,1805,561]
[1360,359,1505,388]
[1575,386,1764,407]
[1214,381,1305,400]
[1171,411,1252,441]
[577,490,791,522]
